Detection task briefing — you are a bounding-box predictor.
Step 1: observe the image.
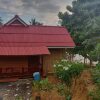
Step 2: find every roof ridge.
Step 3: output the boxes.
[29,25,65,28]
[4,15,28,26]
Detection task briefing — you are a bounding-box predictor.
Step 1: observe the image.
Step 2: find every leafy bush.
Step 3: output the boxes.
[96,63,100,69]
[15,96,23,100]
[90,63,100,99]
[56,83,71,100]
[89,90,100,100]
[39,78,53,91]
[32,78,53,92]
[92,64,100,87]
[54,59,84,86]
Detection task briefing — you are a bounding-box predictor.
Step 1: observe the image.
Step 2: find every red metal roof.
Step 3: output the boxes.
[0,46,50,55]
[0,25,75,47]
[0,15,75,55]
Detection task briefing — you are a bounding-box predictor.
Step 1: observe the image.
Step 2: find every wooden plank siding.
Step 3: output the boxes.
[0,56,28,78]
[0,56,40,78]
[43,49,66,74]
[0,49,66,78]
[0,56,28,72]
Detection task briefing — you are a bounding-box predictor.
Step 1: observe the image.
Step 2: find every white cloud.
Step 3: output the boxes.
[0,0,73,25]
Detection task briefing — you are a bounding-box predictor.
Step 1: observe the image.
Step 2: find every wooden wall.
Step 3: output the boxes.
[43,49,66,74]
[0,56,28,73]
[0,49,66,76]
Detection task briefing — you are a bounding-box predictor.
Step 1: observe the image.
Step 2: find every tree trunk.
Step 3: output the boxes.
[90,59,92,67]
[71,54,74,62]
[84,57,86,65]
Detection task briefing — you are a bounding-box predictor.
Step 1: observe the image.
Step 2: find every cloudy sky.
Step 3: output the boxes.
[0,0,73,25]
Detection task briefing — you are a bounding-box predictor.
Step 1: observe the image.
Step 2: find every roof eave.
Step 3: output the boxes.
[48,46,75,49]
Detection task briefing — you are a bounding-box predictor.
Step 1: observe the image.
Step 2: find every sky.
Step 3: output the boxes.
[0,0,73,25]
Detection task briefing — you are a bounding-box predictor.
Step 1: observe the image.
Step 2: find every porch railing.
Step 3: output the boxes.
[0,67,32,78]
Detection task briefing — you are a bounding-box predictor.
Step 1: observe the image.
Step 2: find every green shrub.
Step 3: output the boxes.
[54,59,84,86]
[90,63,100,99]
[15,96,23,100]
[39,78,53,91]
[32,78,53,92]
[96,63,100,69]
[92,64,100,87]
[56,83,71,100]
[89,89,100,100]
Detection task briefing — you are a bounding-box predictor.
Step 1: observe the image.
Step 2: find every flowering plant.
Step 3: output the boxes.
[54,59,84,86]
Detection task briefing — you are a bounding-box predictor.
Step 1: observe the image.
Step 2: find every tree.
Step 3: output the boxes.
[90,43,100,63]
[30,18,43,25]
[58,0,100,64]
[0,17,3,25]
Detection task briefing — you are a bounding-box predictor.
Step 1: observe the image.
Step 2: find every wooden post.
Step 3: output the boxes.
[39,56,43,76]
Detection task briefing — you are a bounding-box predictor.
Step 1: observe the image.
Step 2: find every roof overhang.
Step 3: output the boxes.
[0,46,50,56]
[48,46,75,49]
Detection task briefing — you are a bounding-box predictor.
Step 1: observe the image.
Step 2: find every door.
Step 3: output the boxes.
[28,56,40,73]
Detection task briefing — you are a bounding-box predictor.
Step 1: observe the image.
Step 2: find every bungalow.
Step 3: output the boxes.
[0,15,75,78]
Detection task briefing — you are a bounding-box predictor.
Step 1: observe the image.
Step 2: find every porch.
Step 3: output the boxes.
[0,46,50,79]
[0,56,44,79]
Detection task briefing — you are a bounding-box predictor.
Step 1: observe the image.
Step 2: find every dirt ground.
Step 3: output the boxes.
[32,75,65,100]
[32,70,95,100]
[0,70,95,100]
[0,79,32,100]
[32,90,65,100]
[71,70,96,100]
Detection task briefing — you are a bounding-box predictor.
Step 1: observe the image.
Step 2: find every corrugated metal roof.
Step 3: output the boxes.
[0,25,75,47]
[0,46,50,55]
[0,15,75,55]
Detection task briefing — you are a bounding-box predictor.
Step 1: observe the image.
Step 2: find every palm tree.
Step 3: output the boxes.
[30,18,43,26]
[0,17,3,25]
